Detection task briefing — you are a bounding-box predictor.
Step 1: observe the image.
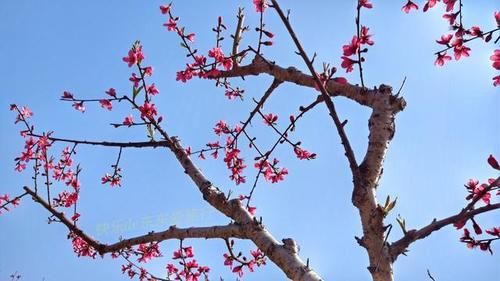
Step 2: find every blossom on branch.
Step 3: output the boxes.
[139,102,158,120]
[122,43,145,67]
[99,99,113,111]
[253,0,269,13]
[402,1,419,13]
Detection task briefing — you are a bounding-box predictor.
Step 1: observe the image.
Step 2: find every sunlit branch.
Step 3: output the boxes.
[24,186,249,254]
[390,201,500,260]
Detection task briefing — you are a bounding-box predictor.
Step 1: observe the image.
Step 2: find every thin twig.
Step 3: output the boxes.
[270,0,360,181]
[27,134,170,148]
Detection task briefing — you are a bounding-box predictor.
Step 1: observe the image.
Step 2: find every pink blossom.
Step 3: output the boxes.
[488,154,500,170]
[214,120,230,135]
[208,47,225,63]
[159,4,171,14]
[452,39,471,60]
[186,33,195,42]
[225,88,244,100]
[99,99,113,111]
[443,0,456,12]
[62,91,74,99]
[184,246,194,258]
[224,148,247,185]
[443,12,458,25]
[360,26,374,46]
[436,34,453,45]
[247,206,257,215]
[129,73,141,87]
[143,66,153,76]
[105,88,117,97]
[486,227,500,237]
[294,146,317,160]
[434,52,452,66]
[223,253,233,268]
[490,50,500,70]
[176,67,195,83]
[15,163,26,172]
[342,36,360,56]
[72,102,85,113]
[166,264,178,275]
[232,265,244,277]
[358,0,373,9]
[146,83,160,95]
[423,0,438,12]
[123,114,134,126]
[263,113,278,126]
[71,213,80,222]
[220,57,233,70]
[402,1,419,13]
[253,0,269,13]
[69,232,96,258]
[138,102,157,120]
[493,75,500,87]
[495,11,500,26]
[341,56,356,72]
[137,242,161,263]
[163,18,177,31]
[122,45,145,67]
[193,55,206,67]
[19,106,33,119]
[468,26,483,38]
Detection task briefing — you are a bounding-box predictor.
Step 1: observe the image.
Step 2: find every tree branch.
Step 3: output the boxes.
[23,186,249,254]
[222,55,384,109]
[270,0,360,182]
[28,133,170,148]
[390,202,500,260]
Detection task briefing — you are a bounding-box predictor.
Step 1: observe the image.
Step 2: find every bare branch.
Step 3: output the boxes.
[103,224,249,254]
[270,0,360,181]
[221,55,388,109]
[234,78,283,140]
[28,133,170,148]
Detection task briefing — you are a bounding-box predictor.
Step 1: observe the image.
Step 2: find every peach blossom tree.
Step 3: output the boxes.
[3,1,499,281]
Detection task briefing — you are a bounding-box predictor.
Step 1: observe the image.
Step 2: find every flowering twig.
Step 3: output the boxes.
[390,200,500,259]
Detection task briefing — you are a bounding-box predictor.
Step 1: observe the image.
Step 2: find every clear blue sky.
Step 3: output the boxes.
[1,1,499,280]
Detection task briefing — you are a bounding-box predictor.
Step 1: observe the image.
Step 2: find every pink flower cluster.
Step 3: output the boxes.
[0,194,20,215]
[166,246,210,281]
[407,1,499,86]
[137,242,162,263]
[210,121,248,185]
[223,245,266,278]
[340,1,374,73]
[454,155,500,253]
[69,232,96,258]
[254,158,288,183]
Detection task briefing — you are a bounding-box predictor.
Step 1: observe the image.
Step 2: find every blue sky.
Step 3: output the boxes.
[1,1,499,280]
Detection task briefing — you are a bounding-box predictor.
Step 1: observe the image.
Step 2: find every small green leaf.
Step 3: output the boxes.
[146,124,155,141]
[386,197,398,213]
[396,215,406,235]
[384,195,390,209]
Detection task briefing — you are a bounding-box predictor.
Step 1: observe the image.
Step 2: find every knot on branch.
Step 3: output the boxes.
[378,84,392,94]
[282,238,300,254]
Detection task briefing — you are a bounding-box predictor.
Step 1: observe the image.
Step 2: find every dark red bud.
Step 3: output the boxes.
[487,154,500,170]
